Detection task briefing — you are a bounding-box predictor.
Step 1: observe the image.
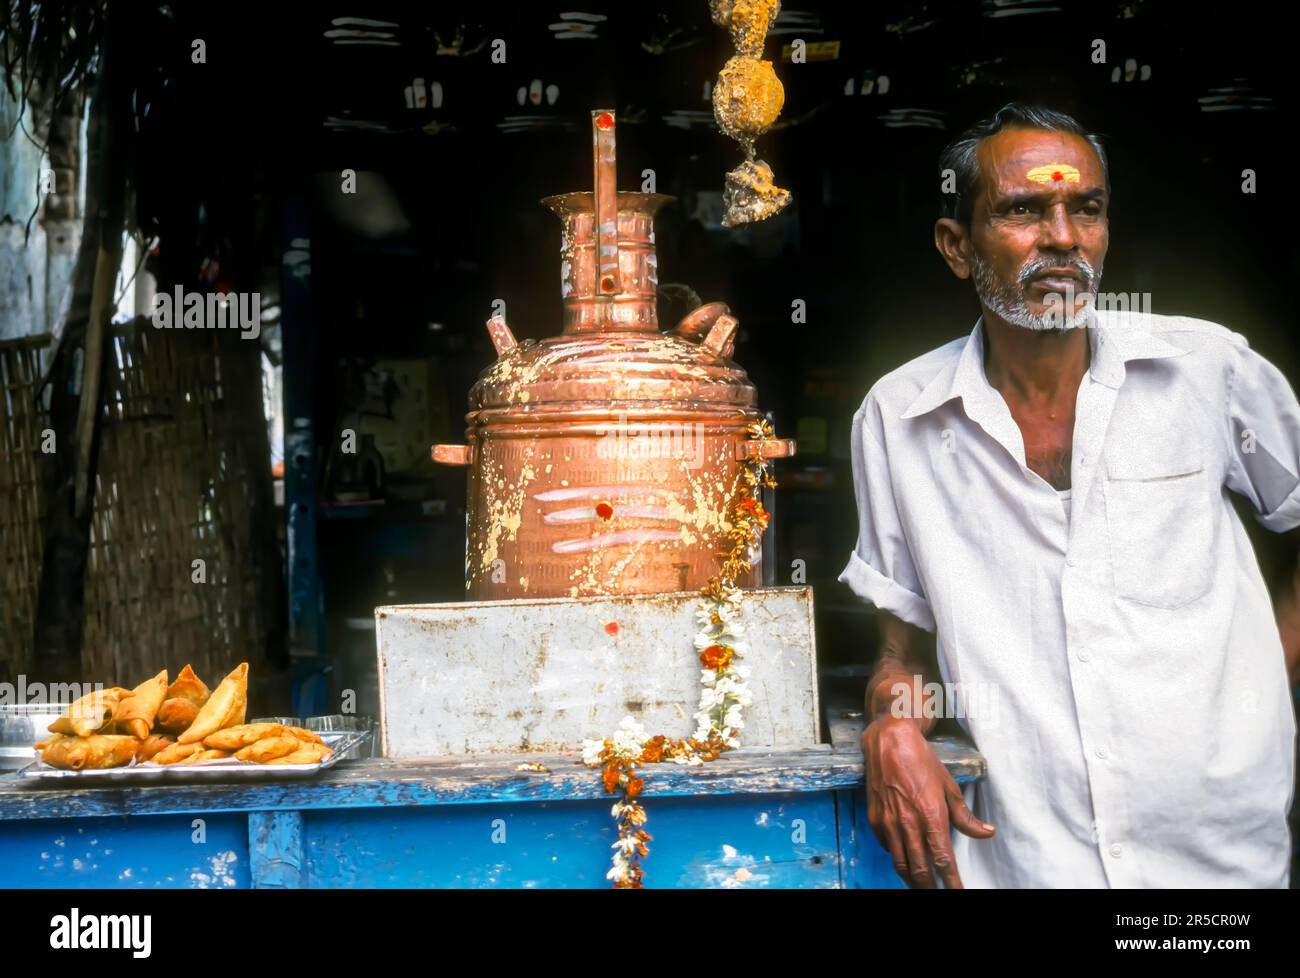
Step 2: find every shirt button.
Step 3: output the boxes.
[1066,554,1078,567]
[1109,843,1123,858]
[1096,746,1109,759]
[1078,650,1091,662]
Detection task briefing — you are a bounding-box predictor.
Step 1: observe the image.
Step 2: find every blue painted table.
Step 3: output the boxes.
[0,735,984,888]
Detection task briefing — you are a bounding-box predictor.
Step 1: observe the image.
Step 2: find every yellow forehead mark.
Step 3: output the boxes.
[1026,163,1081,185]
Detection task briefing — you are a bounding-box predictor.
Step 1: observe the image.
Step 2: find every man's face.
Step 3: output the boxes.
[963,128,1109,331]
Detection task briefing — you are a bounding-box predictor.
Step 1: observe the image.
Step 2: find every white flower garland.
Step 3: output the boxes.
[580,420,776,888]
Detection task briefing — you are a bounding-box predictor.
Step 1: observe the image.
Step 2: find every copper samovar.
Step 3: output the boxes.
[434,109,794,599]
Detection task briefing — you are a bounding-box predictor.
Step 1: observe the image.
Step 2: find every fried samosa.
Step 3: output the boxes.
[156,699,200,733]
[38,734,140,770]
[177,662,247,744]
[204,723,285,750]
[157,664,211,733]
[265,742,333,765]
[47,687,132,738]
[136,734,174,762]
[176,748,232,764]
[283,726,325,745]
[148,740,206,765]
[167,663,210,704]
[113,669,168,740]
[234,735,299,762]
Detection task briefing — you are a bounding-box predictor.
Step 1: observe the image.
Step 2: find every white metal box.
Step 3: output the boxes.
[376,587,819,756]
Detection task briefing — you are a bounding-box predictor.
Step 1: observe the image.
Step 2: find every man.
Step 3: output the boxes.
[841,103,1300,888]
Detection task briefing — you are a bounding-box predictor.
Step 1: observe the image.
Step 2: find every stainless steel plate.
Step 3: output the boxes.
[14,730,371,783]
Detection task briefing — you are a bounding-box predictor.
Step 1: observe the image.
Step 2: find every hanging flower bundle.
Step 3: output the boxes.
[581,418,777,888]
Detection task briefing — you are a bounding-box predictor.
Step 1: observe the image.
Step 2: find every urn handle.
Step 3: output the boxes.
[737,438,797,460]
[432,444,470,466]
[672,301,730,341]
[702,314,739,358]
[485,316,517,357]
[672,301,737,358]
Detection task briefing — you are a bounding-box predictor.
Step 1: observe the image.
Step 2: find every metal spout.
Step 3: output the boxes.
[592,109,621,297]
[540,110,676,335]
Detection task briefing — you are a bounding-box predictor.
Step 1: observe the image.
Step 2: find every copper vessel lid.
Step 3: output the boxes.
[469,331,757,415]
[469,110,757,418]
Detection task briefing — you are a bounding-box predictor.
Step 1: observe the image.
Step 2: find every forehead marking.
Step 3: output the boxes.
[1025,163,1081,185]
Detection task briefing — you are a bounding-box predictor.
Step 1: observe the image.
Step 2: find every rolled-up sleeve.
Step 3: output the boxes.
[1225,338,1300,532]
[837,398,936,632]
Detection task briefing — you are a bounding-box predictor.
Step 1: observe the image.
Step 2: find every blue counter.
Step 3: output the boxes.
[0,736,984,888]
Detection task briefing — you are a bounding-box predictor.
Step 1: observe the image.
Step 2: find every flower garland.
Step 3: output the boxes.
[581,418,777,888]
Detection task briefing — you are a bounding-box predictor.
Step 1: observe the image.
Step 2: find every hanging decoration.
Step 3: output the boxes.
[582,418,778,888]
[708,0,792,227]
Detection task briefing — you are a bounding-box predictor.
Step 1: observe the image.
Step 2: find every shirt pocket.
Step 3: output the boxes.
[1102,447,1214,609]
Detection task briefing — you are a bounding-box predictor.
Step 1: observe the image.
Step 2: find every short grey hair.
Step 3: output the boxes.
[939,103,1109,226]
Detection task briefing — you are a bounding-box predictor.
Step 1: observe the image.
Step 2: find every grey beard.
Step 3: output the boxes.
[971,253,1100,332]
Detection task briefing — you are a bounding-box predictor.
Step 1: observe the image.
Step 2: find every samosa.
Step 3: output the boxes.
[148,740,205,765]
[233,735,298,762]
[204,723,285,750]
[113,669,168,739]
[47,687,132,738]
[136,734,174,762]
[283,726,325,745]
[266,742,333,765]
[38,734,140,770]
[177,663,247,744]
[176,748,232,764]
[157,664,210,733]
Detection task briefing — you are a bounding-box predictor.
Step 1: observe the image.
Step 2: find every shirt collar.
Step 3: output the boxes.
[900,309,1189,420]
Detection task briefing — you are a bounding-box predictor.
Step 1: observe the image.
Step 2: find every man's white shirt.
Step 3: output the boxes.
[840,309,1299,887]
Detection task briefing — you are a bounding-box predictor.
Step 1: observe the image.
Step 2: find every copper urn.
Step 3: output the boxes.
[434,109,794,599]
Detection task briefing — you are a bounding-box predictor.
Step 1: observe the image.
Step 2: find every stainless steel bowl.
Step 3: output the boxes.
[0,703,66,773]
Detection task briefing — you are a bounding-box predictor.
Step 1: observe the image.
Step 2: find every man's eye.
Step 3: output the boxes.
[1009,205,1032,216]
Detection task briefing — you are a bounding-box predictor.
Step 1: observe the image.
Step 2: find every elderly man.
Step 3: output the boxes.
[842,103,1300,888]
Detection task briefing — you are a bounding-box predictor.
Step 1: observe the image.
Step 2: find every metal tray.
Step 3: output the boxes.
[14,730,371,784]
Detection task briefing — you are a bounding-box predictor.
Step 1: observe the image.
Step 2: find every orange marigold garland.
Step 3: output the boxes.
[581,419,778,887]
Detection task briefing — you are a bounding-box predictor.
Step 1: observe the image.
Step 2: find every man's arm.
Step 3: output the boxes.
[1274,540,1300,687]
[860,610,995,889]
[1223,336,1300,686]
[866,609,941,733]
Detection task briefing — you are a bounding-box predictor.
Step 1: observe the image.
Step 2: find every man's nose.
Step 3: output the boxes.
[1039,203,1079,252]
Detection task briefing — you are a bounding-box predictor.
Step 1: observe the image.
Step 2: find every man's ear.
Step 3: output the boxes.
[934,218,972,280]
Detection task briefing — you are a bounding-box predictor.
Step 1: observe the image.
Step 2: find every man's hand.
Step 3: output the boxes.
[861,714,995,889]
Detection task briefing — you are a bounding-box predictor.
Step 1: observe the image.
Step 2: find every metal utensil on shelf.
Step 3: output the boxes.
[0,703,67,773]
[302,715,375,759]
